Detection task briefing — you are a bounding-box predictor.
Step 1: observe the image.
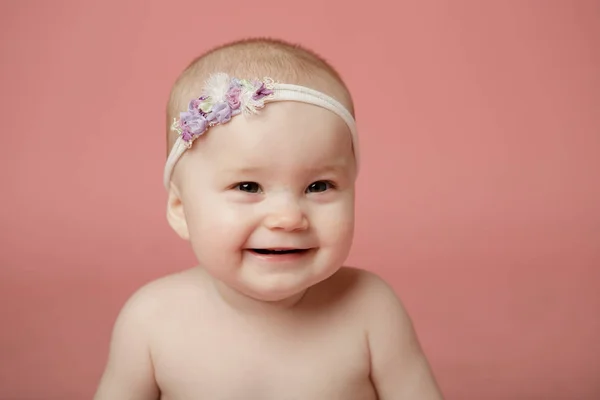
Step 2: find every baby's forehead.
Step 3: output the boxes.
[202,104,354,161]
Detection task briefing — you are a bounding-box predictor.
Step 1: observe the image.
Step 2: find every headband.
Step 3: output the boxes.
[163,72,358,190]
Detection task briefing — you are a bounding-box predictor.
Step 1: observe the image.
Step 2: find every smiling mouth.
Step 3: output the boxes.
[249,249,310,255]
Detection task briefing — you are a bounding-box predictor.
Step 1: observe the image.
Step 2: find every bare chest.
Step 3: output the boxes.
[152,313,376,400]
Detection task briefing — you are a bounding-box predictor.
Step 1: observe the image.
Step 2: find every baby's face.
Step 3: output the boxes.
[174,101,356,302]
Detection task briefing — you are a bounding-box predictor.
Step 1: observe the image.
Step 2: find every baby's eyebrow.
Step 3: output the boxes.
[305,164,348,174]
[220,163,348,175]
[219,166,265,175]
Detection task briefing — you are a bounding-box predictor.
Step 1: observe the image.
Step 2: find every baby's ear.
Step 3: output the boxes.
[166,184,190,240]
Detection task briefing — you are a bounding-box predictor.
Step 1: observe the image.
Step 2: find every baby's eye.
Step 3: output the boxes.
[306,180,334,193]
[236,182,261,193]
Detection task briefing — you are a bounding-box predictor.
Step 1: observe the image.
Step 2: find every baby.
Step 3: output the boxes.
[94,38,443,399]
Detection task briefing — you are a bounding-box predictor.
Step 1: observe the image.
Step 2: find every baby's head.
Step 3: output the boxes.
[164,38,358,303]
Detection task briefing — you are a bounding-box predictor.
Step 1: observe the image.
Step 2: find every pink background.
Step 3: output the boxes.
[1,1,599,399]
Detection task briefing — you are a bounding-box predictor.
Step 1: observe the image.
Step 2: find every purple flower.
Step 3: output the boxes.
[226,85,242,110]
[182,131,194,142]
[180,110,207,135]
[206,102,232,124]
[252,82,273,100]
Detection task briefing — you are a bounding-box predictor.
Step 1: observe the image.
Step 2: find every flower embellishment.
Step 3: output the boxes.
[171,73,275,148]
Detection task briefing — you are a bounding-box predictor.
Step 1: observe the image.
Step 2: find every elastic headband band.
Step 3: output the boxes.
[163,72,358,190]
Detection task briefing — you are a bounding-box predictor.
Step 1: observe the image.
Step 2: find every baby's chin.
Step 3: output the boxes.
[234,281,311,304]
[235,269,340,304]
[229,272,333,307]
[207,263,342,307]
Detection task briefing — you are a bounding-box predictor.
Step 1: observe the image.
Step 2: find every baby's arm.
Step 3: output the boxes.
[364,272,444,399]
[94,288,160,400]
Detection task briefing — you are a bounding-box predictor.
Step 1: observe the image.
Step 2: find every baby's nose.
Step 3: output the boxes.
[262,198,309,231]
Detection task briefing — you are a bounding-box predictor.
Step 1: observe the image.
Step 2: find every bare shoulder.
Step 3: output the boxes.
[307,266,412,331]
[330,267,415,346]
[111,269,198,328]
[112,268,198,324]
[318,266,404,310]
[326,267,444,399]
[127,267,206,307]
[94,268,206,399]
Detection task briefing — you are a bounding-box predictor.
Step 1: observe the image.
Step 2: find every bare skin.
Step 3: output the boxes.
[94,266,443,400]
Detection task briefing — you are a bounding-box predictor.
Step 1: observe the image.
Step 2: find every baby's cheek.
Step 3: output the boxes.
[187,217,243,269]
[191,207,250,247]
[316,205,355,243]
